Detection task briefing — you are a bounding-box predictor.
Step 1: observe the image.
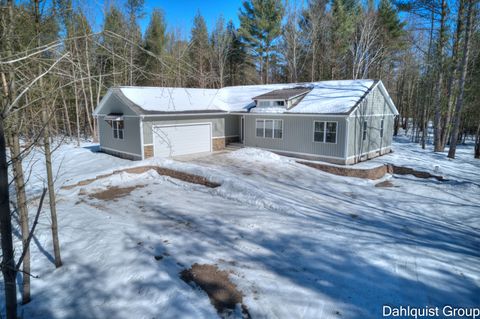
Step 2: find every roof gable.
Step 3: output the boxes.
[347,80,399,116]
[93,89,141,116]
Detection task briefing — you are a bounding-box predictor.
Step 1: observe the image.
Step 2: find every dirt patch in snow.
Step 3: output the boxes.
[180,264,251,318]
[375,180,394,187]
[62,165,220,190]
[88,185,145,201]
[387,165,444,181]
[298,161,445,181]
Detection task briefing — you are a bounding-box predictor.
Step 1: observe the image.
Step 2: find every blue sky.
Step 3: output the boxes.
[80,0,243,38]
[140,0,242,34]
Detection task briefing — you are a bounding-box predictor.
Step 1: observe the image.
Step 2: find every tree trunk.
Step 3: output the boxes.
[474,122,480,159]
[42,108,63,267]
[433,0,447,152]
[35,0,62,268]
[85,36,97,142]
[1,1,18,316]
[440,0,465,150]
[0,118,17,319]
[448,0,474,159]
[61,89,72,137]
[265,47,270,84]
[73,72,81,146]
[8,130,31,304]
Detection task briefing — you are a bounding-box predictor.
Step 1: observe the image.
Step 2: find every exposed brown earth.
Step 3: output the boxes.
[375,180,395,187]
[298,161,445,181]
[298,161,388,179]
[62,165,220,190]
[180,263,251,318]
[88,185,145,201]
[387,165,444,181]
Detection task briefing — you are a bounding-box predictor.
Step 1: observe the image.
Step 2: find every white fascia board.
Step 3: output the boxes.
[347,80,399,118]
[92,89,113,116]
[237,112,348,118]
[140,112,228,118]
[377,81,399,115]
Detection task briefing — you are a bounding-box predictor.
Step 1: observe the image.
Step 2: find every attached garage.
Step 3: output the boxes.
[152,123,212,157]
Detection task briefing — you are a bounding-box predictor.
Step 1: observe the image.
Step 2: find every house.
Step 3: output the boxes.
[93,79,398,165]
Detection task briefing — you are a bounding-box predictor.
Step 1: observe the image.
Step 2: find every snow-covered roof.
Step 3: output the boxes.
[119,87,222,113]
[97,79,386,115]
[288,80,375,114]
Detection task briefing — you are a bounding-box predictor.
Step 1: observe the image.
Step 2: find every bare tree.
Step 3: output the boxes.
[211,16,232,88]
[34,0,62,267]
[448,0,476,158]
[433,0,448,152]
[350,11,383,79]
[282,2,304,82]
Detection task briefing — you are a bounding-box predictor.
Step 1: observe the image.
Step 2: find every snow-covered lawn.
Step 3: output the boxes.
[4,137,480,318]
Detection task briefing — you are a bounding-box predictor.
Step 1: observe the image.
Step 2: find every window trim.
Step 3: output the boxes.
[112,120,125,140]
[255,119,284,140]
[313,120,338,144]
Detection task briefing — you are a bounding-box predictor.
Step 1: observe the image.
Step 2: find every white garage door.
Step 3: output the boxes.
[153,123,212,157]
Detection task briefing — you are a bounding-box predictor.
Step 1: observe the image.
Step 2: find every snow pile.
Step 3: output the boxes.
[226,147,293,163]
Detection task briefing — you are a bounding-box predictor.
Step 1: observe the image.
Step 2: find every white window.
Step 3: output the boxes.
[314,122,325,142]
[255,119,283,139]
[258,101,270,107]
[265,120,273,138]
[113,120,124,140]
[256,119,264,137]
[257,100,285,107]
[363,121,368,141]
[314,121,337,143]
[380,119,384,138]
[273,100,285,106]
[274,120,283,138]
[326,122,337,143]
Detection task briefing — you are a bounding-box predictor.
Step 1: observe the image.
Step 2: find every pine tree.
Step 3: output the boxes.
[225,21,250,86]
[125,0,144,85]
[143,9,167,85]
[102,5,128,87]
[238,0,284,84]
[376,0,406,79]
[189,11,211,88]
[378,0,406,46]
[330,0,356,79]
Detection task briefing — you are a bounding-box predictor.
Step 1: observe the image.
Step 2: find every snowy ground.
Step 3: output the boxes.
[3,136,479,318]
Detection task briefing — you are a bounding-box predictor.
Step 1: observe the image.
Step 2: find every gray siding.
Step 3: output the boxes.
[243,114,347,159]
[347,115,395,158]
[142,114,240,144]
[98,115,142,159]
[225,114,240,137]
[347,85,397,158]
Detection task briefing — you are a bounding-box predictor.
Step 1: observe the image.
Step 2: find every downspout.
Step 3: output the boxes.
[140,115,145,160]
